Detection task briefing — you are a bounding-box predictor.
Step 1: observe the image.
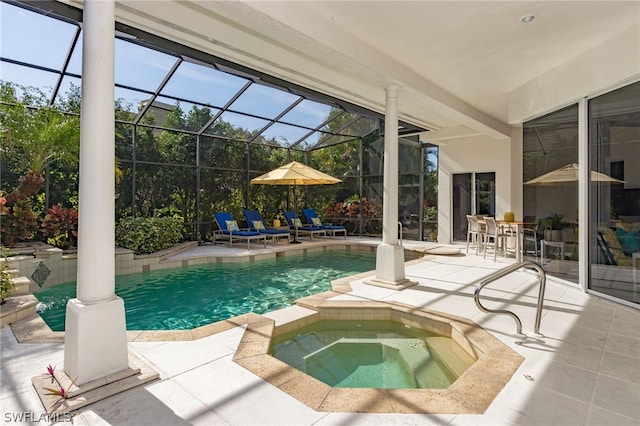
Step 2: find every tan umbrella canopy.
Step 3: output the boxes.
[525,163,625,186]
[251,161,341,242]
[250,161,342,186]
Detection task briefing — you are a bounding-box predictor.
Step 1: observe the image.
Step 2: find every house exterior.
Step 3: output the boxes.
[2,1,638,306]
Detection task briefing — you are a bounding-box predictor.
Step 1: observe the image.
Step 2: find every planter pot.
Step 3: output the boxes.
[544,229,563,241]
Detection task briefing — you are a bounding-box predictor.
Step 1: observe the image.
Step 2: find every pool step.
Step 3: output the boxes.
[0,293,39,328]
[11,276,31,295]
[425,336,475,378]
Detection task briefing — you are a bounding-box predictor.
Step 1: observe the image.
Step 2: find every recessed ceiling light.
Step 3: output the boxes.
[521,15,535,23]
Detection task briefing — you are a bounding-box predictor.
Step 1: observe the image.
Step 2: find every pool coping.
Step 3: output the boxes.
[8,242,427,343]
[232,300,524,414]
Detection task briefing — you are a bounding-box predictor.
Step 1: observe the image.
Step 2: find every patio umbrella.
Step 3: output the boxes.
[524,163,625,186]
[251,161,341,242]
[525,163,624,255]
[250,161,342,186]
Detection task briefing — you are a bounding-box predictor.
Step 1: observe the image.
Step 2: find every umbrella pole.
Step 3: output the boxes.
[291,183,301,244]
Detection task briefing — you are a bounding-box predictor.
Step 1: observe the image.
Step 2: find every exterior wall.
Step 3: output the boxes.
[436,135,513,243]
[505,23,639,296]
[508,24,640,123]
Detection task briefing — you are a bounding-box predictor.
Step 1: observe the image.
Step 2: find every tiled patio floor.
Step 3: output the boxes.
[1,239,639,425]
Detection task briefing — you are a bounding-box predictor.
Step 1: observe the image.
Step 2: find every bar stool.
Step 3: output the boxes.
[540,240,564,264]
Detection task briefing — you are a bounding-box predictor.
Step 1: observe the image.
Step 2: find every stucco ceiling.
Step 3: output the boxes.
[66,0,640,140]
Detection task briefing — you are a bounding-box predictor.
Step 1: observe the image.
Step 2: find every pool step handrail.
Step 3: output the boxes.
[473,261,546,336]
[398,221,403,245]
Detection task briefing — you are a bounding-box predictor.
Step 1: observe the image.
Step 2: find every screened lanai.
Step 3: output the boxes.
[0,0,439,244]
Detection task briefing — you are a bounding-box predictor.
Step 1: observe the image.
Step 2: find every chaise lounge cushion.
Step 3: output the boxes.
[301,207,347,236]
[598,226,635,267]
[615,227,640,256]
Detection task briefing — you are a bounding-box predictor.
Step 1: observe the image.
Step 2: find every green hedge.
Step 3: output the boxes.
[115,217,184,255]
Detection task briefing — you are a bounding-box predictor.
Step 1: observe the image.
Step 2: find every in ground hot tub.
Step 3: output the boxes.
[271,319,475,389]
[233,301,524,414]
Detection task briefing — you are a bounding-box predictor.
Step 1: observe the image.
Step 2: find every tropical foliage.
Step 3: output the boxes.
[1,81,438,249]
[0,247,16,303]
[115,216,184,255]
[40,205,78,249]
[1,83,80,246]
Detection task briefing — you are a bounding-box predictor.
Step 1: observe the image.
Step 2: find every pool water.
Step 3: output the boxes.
[271,320,475,389]
[35,251,375,331]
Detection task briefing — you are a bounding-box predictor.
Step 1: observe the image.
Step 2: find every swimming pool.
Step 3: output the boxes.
[35,251,376,331]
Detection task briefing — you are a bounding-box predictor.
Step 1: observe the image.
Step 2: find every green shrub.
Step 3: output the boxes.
[0,249,16,303]
[115,217,184,255]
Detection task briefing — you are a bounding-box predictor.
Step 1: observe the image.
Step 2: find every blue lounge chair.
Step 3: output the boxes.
[213,212,267,248]
[283,210,326,241]
[243,209,291,245]
[302,208,347,239]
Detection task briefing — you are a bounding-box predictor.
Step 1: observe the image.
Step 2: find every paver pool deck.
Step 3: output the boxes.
[1,238,638,425]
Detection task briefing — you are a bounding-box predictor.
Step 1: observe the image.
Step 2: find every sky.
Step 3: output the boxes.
[0,1,432,161]
[0,2,345,148]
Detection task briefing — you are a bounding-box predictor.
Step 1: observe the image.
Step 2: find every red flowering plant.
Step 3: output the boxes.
[323,195,382,234]
[43,364,76,402]
[40,205,78,249]
[0,198,38,247]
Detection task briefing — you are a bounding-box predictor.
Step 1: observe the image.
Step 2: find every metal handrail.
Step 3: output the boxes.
[398,221,403,245]
[474,261,546,336]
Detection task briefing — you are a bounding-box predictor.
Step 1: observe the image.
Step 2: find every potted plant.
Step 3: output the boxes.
[544,213,564,241]
[429,224,438,241]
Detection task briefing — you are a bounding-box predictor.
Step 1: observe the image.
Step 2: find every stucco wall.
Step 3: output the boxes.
[436,135,513,243]
[508,24,640,123]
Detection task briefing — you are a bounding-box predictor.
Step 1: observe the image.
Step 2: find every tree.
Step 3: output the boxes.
[0,83,80,246]
[0,83,80,206]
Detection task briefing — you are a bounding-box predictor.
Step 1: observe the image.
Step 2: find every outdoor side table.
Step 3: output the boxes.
[540,240,564,264]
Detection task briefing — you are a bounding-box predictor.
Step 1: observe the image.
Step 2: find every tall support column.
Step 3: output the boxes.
[64,0,129,385]
[366,86,416,289]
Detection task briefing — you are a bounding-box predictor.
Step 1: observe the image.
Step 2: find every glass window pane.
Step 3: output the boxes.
[259,123,311,146]
[54,76,82,112]
[280,99,333,129]
[523,104,578,282]
[228,83,300,120]
[399,141,422,174]
[160,61,248,108]
[201,137,246,169]
[199,169,246,221]
[452,173,472,241]
[66,33,83,76]
[341,116,378,137]
[115,87,151,114]
[151,96,217,132]
[205,111,269,140]
[134,163,196,218]
[0,62,58,100]
[115,39,177,92]
[1,2,77,70]
[293,131,323,150]
[589,81,640,304]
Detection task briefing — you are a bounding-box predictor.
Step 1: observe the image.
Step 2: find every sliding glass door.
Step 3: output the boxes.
[589,81,640,305]
[452,172,495,241]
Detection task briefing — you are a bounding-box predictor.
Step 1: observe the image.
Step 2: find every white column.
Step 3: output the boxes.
[366,86,416,289]
[382,86,399,245]
[64,0,129,385]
